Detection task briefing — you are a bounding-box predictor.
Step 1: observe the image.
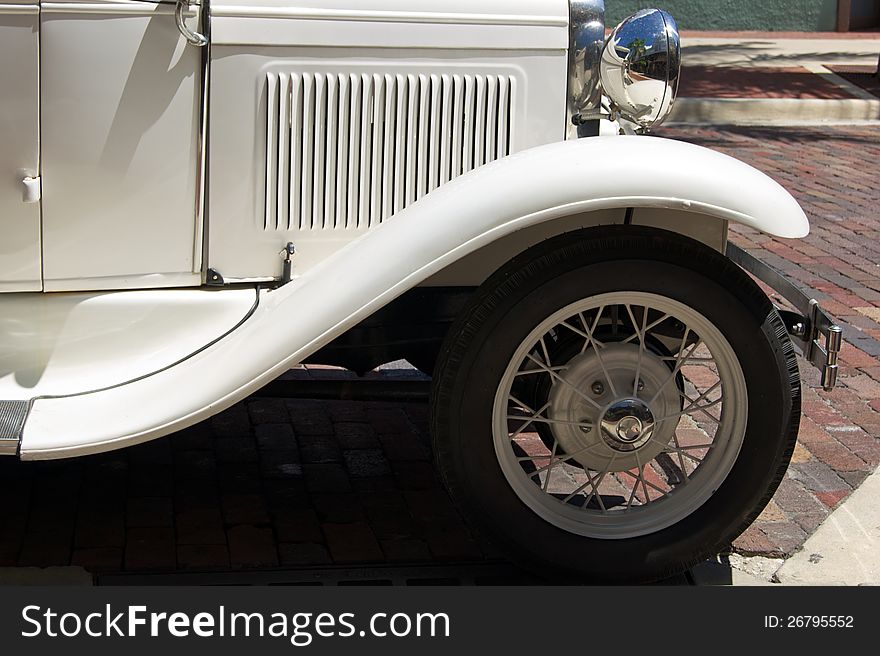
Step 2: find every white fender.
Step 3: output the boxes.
[21,136,808,458]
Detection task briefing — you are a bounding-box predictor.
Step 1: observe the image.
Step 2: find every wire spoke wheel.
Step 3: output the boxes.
[493,292,747,539]
[431,227,800,582]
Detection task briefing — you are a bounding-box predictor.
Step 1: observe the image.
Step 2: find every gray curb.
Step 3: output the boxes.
[669,97,880,125]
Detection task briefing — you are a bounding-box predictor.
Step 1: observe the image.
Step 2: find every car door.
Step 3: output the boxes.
[0,0,41,292]
[39,0,203,291]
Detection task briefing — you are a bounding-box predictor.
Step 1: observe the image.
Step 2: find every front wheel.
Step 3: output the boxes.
[430,227,800,582]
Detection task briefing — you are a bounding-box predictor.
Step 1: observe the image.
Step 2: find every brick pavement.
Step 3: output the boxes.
[1,125,879,573]
[679,66,859,99]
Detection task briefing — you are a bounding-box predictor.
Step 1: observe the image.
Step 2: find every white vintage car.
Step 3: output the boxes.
[1,0,842,581]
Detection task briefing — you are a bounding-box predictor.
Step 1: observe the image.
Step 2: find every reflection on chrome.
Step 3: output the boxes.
[600,8,681,130]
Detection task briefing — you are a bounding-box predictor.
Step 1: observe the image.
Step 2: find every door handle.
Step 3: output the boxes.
[21,176,41,204]
[176,0,207,47]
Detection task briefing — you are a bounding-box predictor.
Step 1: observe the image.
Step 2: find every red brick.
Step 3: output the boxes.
[221,493,270,525]
[278,542,332,566]
[731,525,782,557]
[125,527,175,570]
[322,522,383,563]
[72,548,123,573]
[842,374,880,400]
[839,342,877,368]
[797,417,869,472]
[177,544,230,570]
[814,490,850,509]
[228,525,278,569]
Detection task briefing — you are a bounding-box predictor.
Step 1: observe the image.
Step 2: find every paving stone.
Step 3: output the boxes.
[217,463,263,493]
[350,476,398,492]
[772,477,830,534]
[286,407,334,436]
[259,451,303,480]
[273,508,325,544]
[171,424,214,451]
[215,438,259,464]
[326,401,369,423]
[343,449,392,478]
[125,527,176,570]
[173,450,217,478]
[177,544,231,571]
[365,507,419,541]
[228,525,278,569]
[222,493,270,526]
[335,422,380,449]
[127,439,174,466]
[303,464,352,493]
[297,434,343,464]
[322,522,384,563]
[380,538,433,562]
[175,508,226,546]
[814,489,850,509]
[75,508,125,549]
[174,483,221,512]
[255,423,298,451]
[210,404,251,439]
[788,460,850,494]
[421,521,482,561]
[758,522,808,557]
[262,479,310,511]
[377,433,431,461]
[279,542,332,566]
[71,547,123,573]
[128,466,174,497]
[17,535,72,568]
[126,497,174,528]
[247,398,290,425]
[312,493,365,524]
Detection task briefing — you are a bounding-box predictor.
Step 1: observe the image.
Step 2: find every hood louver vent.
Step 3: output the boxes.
[264,72,515,232]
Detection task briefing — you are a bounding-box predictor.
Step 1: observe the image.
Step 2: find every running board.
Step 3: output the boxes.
[0,401,27,456]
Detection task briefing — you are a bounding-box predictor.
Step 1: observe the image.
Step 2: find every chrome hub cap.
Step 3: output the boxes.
[546,342,681,473]
[493,292,748,539]
[602,399,654,451]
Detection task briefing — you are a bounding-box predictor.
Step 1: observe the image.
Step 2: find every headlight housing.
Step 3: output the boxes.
[567,1,607,137]
[600,8,681,130]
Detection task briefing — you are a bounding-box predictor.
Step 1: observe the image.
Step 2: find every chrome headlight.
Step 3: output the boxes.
[600,8,681,129]
[567,1,606,137]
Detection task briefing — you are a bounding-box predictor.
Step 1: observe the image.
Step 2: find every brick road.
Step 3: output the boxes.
[1,125,879,575]
[679,66,859,99]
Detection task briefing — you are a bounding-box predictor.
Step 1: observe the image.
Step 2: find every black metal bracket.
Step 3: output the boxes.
[727,243,842,391]
[205,268,225,287]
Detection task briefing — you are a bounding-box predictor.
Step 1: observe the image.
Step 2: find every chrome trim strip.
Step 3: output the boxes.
[195,0,211,278]
[567,0,606,138]
[212,5,567,26]
[0,4,39,14]
[41,2,181,15]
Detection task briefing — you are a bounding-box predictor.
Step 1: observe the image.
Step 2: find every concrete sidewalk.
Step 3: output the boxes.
[681,35,879,69]
[672,34,880,124]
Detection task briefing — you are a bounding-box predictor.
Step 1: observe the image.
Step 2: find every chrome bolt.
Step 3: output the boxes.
[636,379,645,392]
[591,381,605,395]
[579,420,592,434]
